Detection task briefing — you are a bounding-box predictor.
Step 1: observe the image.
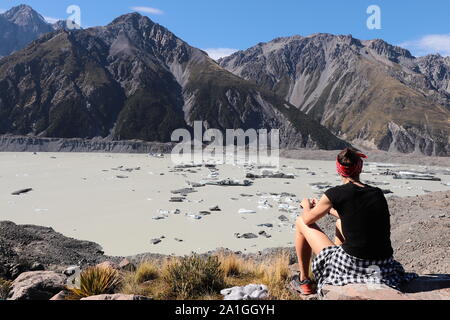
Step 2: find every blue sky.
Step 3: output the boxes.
[1,0,450,58]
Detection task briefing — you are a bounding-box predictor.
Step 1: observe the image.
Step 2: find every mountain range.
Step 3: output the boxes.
[0,7,347,150]
[220,35,450,156]
[0,5,449,155]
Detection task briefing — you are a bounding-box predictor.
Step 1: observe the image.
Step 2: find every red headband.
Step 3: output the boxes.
[336,152,368,177]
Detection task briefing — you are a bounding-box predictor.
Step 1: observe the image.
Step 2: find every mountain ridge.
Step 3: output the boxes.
[219,33,450,156]
[0,12,348,151]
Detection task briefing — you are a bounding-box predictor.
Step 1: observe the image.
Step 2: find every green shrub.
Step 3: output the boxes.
[162,255,225,299]
[0,278,12,300]
[67,266,120,299]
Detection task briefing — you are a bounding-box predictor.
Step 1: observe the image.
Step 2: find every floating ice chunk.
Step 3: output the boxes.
[34,208,48,213]
[257,200,272,210]
[187,214,202,220]
[203,179,253,186]
[149,153,164,158]
[239,209,256,214]
[278,203,290,210]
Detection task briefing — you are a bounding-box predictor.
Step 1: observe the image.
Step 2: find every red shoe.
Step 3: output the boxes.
[290,277,316,295]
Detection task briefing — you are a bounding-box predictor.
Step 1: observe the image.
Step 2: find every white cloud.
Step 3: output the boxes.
[130,6,163,15]
[400,34,450,57]
[203,48,239,60]
[0,8,6,14]
[44,16,61,24]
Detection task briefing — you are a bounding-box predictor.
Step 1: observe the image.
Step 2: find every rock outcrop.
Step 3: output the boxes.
[81,294,152,300]
[0,221,111,279]
[321,275,450,300]
[221,284,269,300]
[8,271,67,300]
[0,135,175,153]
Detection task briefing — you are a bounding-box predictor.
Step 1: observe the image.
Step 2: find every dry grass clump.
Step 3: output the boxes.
[0,278,12,300]
[134,261,159,283]
[118,251,299,300]
[256,251,294,300]
[120,261,163,298]
[216,252,251,277]
[214,250,296,300]
[162,255,225,299]
[67,266,120,299]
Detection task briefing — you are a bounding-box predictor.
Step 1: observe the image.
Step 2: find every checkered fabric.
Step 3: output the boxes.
[312,246,418,297]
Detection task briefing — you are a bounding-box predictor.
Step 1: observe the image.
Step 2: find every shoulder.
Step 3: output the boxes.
[365,184,385,195]
[324,184,352,203]
[326,184,352,194]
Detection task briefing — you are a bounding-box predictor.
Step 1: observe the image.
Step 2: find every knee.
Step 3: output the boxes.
[296,217,316,233]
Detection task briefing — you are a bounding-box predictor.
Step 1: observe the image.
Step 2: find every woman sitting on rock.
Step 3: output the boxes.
[291,147,417,296]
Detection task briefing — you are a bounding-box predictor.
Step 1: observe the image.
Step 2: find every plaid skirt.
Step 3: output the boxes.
[312,246,418,297]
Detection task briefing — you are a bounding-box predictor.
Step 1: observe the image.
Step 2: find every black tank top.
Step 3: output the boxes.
[325,182,394,260]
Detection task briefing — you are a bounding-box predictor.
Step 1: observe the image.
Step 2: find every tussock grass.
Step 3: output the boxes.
[162,255,225,300]
[257,251,294,300]
[134,261,159,283]
[68,266,120,299]
[216,252,250,277]
[0,278,12,300]
[117,252,299,300]
[120,261,164,299]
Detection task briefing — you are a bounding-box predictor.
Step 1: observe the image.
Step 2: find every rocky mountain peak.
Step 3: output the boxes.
[0,5,54,57]
[108,12,155,29]
[364,38,414,61]
[2,4,48,29]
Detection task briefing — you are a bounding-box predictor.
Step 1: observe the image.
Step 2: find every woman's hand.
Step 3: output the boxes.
[301,198,312,211]
[301,195,333,225]
[301,198,319,211]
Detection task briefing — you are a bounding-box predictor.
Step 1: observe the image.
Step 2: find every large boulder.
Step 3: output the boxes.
[8,271,67,300]
[81,294,152,300]
[96,261,119,270]
[321,275,450,300]
[0,221,109,272]
[50,290,72,301]
[118,258,136,272]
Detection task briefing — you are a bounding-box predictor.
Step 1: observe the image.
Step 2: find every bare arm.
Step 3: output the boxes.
[301,194,334,225]
[329,208,340,218]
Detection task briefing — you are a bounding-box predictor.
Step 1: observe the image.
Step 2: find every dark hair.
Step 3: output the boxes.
[337,147,362,167]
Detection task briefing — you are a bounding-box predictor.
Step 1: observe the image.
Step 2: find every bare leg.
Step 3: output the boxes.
[295,224,312,281]
[334,219,345,246]
[295,217,334,281]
